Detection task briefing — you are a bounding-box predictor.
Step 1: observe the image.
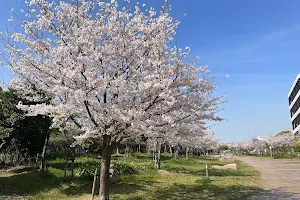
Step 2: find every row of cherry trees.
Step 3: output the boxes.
[1,0,223,199]
[231,132,296,157]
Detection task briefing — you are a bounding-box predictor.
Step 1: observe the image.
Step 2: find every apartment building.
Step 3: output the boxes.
[288,74,300,135]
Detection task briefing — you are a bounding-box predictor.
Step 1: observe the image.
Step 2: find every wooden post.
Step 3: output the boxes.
[91,166,98,200]
[64,155,68,177]
[205,164,208,178]
[35,153,39,169]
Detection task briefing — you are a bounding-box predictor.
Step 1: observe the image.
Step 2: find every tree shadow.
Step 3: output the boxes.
[162,165,252,177]
[48,162,80,170]
[209,168,253,177]
[152,181,261,200]
[0,171,64,196]
[61,175,158,196]
[248,187,300,200]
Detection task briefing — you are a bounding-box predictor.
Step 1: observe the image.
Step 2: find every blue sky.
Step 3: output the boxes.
[0,0,299,142]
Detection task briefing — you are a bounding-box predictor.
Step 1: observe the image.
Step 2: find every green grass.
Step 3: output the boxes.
[235,153,300,159]
[273,154,300,159]
[0,154,260,200]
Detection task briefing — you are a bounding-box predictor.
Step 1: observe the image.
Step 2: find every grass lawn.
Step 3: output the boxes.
[0,154,260,200]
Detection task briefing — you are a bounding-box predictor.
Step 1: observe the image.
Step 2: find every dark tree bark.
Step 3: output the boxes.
[99,136,115,200]
[71,148,75,180]
[64,155,68,177]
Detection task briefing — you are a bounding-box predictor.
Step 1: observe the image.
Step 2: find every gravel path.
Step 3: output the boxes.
[237,156,300,200]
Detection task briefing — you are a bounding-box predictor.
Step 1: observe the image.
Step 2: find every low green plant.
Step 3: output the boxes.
[114,161,136,175]
[77,161,99,178]
[113,160,152,175]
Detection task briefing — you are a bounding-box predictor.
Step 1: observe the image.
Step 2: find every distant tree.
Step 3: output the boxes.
[0,88,51,167]
[218,144,229,151]
[0,88,21,150]
[12,115,51,156]
[293,135,300,152]
[276,130,291,136]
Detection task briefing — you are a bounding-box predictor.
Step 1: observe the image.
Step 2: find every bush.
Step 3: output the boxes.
[114,161,136,175]
[114,160,153,175]
[47,138,86,159]
[0,139,28,167]
[77,160,99,178]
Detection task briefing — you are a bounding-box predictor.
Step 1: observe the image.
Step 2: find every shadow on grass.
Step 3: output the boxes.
[163,165,253,177]
[48,162,81,170]
[132,153,172,162]
[0,170,64,196]
[209,168,254,177]
[0,168,158,198]
[152,181,261,200]
[62,174,158,196]
[248,187,300,200]
[110,182,154,196]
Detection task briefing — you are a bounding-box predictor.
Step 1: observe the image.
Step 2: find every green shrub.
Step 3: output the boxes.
[113,160,153,175]
[114,161,136,175]
[77,161,99,178]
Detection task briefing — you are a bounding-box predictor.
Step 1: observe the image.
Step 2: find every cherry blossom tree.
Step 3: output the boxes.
[266,134,294,156]
[1,0,223,199]
[231,133,294,157]
[231,141,255,154]
[192,133,219,156]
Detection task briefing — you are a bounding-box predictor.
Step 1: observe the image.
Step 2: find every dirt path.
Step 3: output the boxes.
[237,156,300,200]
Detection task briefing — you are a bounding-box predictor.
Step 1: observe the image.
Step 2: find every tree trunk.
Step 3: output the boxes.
[153,151,155,161]
[169,145,173,157]
[35,153,39,169]
[175,148,179,160]
[0,138,6,150]
[125,144,129,157]
[99,145,114,200]
[71,148,75,180]
[64,155,68,177]
[186,147,189,159]
[40,134,49,171]
[116,147,119,155]
[157,146,161,169]
[153,152,157,168]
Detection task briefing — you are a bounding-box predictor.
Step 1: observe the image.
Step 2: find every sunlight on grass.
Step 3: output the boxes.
[0,155,260,200]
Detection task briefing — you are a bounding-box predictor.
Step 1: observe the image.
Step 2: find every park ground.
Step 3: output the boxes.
[0,154,260,200]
